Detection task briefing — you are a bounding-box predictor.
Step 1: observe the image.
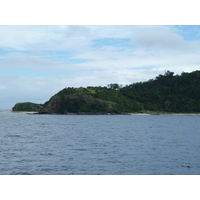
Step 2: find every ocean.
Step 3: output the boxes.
[0,111,200,175]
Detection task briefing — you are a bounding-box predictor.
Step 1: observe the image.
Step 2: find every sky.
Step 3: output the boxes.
[1,25,200,109]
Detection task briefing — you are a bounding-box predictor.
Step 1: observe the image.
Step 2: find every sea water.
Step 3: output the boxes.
[0,111,200,175]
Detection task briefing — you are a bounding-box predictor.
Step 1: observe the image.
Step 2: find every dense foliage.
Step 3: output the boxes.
[13,70,200,114]
[120,70,200,113]
[12,102,43,112]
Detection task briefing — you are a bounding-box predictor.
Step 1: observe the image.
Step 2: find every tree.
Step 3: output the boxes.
[107,83,122,90]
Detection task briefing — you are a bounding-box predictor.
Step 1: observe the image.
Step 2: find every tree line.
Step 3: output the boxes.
[13,70,200,113]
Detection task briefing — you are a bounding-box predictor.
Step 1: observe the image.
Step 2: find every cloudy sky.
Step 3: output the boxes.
[1,25,200,109]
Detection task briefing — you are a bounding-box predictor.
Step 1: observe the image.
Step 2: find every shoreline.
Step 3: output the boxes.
[129,113,200,116]
[5,111,38,114]
[5,110,200,115]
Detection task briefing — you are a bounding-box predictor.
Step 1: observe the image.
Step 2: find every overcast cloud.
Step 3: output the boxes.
[1,25,200,109]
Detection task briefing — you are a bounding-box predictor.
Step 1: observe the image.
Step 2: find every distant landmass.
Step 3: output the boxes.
[12,102,43,112]
[12,70,200,114]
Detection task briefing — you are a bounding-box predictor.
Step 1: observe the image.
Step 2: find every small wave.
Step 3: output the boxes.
[74,148,87,151]
[181,165,192,169]
[40,168,52,172]
[11,172,32,175]
[6,135,21,138]
[40,153,53,156]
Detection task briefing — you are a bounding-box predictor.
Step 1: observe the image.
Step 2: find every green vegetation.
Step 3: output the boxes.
[12,102,43,112]
[40,87,122,114]
[120,70,200,113]
[12,70,200,114]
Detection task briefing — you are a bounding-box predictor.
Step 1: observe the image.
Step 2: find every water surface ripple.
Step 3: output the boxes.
[0,111,200,175]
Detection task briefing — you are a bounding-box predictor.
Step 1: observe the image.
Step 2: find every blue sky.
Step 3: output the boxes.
[1,25,200,108]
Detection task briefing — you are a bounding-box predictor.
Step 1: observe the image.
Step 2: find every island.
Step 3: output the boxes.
[12,70,200,114]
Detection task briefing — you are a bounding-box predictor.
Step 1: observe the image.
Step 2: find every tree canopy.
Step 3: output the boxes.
[12,70,200,114]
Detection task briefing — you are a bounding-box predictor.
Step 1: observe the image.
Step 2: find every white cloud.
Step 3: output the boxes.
[0,67,158,108]
[4,53,58,71]
[0,26,60,50]
[0,25,175,51]
[82,25,170,39]
[0,75,64,108]
[1,25,200,108]
[65,25,93,38]
[131,31,191,51]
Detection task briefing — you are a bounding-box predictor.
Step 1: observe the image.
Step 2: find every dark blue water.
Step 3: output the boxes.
[0,111,200,175]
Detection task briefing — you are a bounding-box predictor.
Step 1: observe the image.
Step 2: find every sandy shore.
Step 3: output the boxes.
[128,113,200,116]
[128,113,151,115]
[5,111,200,115]
[5,111,38,114]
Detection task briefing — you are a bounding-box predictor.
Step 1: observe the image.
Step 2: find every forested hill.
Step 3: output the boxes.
[12,70,200,114]
[120,70,200,113]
